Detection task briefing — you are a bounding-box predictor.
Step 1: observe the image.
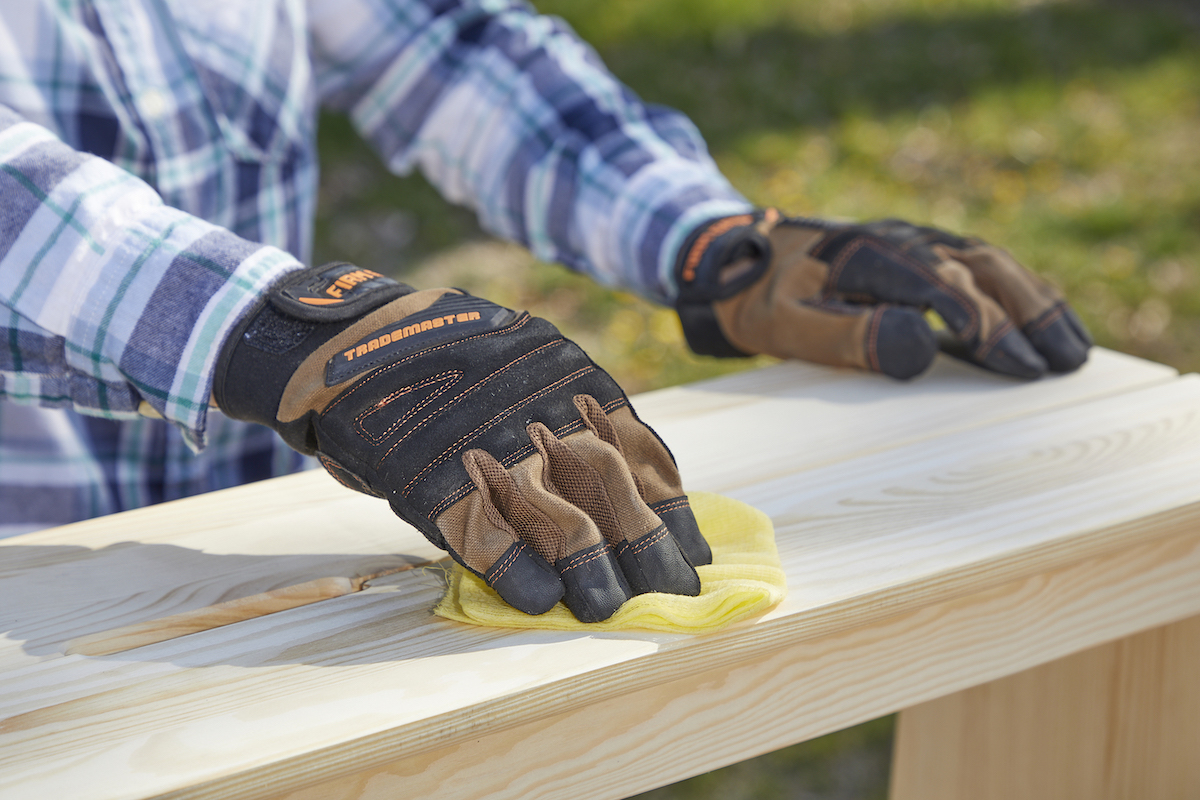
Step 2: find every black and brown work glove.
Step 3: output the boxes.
[213,264,710,622]
[675,210,1092,379]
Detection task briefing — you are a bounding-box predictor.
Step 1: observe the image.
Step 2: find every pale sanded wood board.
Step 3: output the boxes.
[636,345,1175,491]
[0,348,1173,671]
[891,614,1200,800]
[1,348,1196,800]
[271,531,1200,800]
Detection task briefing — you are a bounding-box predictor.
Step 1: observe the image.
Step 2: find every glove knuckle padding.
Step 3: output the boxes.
[933,244,1049,324]
[574,395,712,568]
[807,224,1048,377]
[216,264,708,622]
[813,229,980,333]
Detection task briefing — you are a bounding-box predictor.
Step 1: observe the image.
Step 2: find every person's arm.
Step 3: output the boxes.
[308,0,751,304]
[0,104,307,448]
[308,0,1090,380]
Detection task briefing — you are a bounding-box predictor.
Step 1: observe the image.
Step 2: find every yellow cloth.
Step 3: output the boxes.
[434,491,785,633]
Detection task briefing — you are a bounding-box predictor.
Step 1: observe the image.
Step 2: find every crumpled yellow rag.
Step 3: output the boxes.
[434,491,785,633]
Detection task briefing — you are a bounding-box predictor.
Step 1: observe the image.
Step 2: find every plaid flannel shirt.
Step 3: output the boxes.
[0,0,750,536]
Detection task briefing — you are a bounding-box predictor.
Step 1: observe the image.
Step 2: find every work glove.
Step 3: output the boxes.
[675,210,1092,379]
[213,264,710,622]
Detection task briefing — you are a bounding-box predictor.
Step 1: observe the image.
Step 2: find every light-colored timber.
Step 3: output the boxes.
[270,531,1200,800]
[64,566,425,657]
[890,614,1200,800]
[1,347,1197,800]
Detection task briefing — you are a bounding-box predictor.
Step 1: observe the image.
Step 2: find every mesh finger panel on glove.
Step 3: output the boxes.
[574,396,712,567]
[444,420,701,622]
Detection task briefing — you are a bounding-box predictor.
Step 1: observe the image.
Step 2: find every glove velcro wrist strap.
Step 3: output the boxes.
[213,263,414,444]
[673,211,774,358]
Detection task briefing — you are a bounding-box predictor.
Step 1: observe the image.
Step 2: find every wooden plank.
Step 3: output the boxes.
[268,527,1200,800]
[0,506,435,671]
[0,352,1194,800]
[0,348,1173,672]
[64,567,423,657]
[890,614,1200,800]
[636,347,1175,491]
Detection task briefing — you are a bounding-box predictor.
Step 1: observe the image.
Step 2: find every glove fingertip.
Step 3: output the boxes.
[486,542,565,616]
[556,544,633,623]
[1025,316,1091,373]
[651,497,712,567]
[615,524,702,598]
[980,328,1048,379]
[872,307,938,380]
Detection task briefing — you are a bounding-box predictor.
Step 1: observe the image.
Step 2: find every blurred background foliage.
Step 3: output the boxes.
[313,0,1199,796]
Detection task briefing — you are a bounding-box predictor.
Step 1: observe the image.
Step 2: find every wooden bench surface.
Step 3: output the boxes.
[3,347,1200,800]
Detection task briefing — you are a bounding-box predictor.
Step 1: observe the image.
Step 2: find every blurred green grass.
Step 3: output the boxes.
[312,0,1199,796]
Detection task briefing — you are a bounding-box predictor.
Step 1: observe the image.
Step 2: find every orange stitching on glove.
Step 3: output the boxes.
[402,366,598,496]
[487,541,526,584]
[681,213,756,283]
[629,524,671,555]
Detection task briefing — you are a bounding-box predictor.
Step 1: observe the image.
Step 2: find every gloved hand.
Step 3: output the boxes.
[214,263,710,622]
[675,210,1092,379]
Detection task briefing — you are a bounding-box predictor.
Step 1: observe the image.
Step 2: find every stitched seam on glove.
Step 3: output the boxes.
[680,213,757,284]
[379,340,573,468]
[648,497,690,514]
[317,313,533,418]
[975,318,1015,361]
[401,365,599,497]
[487,542,527,584]
[352,371,461,446]
[1027,301,1067,333]
[629,523,671,555]
[558,542,614,573]
[821,236,861,290]
[429,398,630,519]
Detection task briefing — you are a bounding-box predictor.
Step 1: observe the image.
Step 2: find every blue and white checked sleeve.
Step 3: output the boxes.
[0,104,306,449]
[308,0,753,304]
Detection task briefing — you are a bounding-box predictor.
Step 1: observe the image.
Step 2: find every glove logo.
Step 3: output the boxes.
[288,266,391,306]
[342,311,483,362]
[325,295,515,386]
[271,263,414,323]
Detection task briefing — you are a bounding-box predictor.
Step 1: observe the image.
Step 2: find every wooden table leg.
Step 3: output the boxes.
[890,613,1200,800]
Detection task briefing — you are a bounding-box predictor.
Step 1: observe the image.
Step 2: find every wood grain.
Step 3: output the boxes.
[267,528,1200,800]
[64,566,424,657]
[636,347,1175,492]
[0,348,1196,800]
[0,348,1173,669]
[890,614,1200,800]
